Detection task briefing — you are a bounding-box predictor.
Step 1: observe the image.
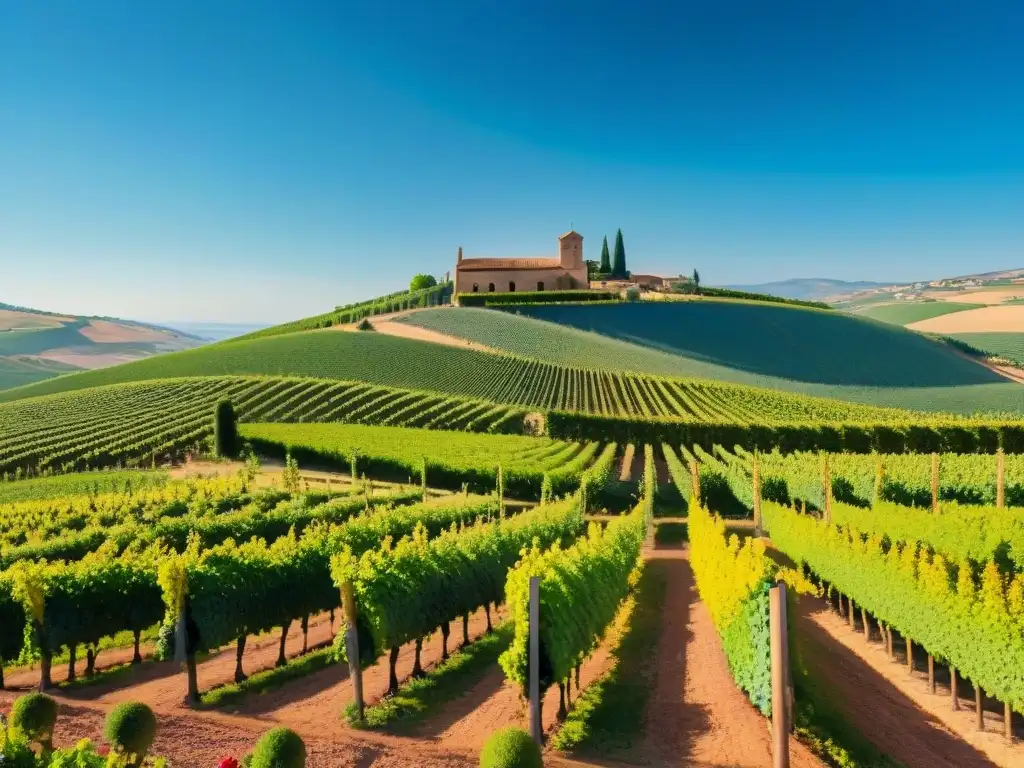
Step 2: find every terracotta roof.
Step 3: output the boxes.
[457,257,563,271]
[558,230,582,240]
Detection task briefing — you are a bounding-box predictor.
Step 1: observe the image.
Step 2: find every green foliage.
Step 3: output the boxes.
[202,647,335,707]
[551,566,666,755]
[356,318,374,331]
[599,236,611,274]
[241,422,603,500]
[213,399,238,458]
[332,497,583,664]
[479,728,543,768]
[104,702,157,763]
[611,229,627,278]
[10,693,58,743]
[687,501,776,714]
[763,500,1024,713]
[248,727,306,768]
[500,505,645,694]
[624,286,640,302]
[946,332,1024,367]
[410,274,438,292]
[0,470,167,504]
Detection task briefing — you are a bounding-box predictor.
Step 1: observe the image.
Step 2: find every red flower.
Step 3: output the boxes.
[97,745,110,756]
[218,758,240,768]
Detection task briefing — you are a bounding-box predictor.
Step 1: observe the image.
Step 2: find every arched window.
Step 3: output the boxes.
[488,283,496,292]
[509,281,516,292]
[472,283,479,292]
[537,281,545,291]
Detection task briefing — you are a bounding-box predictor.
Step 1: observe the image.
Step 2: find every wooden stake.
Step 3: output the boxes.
[770,582,791,768]
[823,454,832,524]
[931,452,939,513]
[928,655,935,694]
[848,597,856,630]
[976,685,984,731]
[997,449,1006,509]
[862,608,870,642]
[690,459,701,507]
[753,452,762,536]
[342,581,364,722]
[1005,701,1014,743]
[906,637,914,673]
[529,576,542,746]
[952,667,960,710]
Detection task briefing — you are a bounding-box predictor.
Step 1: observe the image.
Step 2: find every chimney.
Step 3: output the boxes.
[457,246,463,264]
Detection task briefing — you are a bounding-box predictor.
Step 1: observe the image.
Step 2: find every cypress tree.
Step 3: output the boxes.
[599,236,611,274]
[612,229,627,278]
[213,400,238,458]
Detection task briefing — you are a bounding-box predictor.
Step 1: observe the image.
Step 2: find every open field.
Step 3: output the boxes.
[909,304,1024,333]
[855,301,984,325]
[950,333,1024,366]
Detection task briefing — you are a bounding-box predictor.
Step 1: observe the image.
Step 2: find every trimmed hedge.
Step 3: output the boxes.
[546,412,1024,455]
[456,290,618,307]
[697,286,831,310]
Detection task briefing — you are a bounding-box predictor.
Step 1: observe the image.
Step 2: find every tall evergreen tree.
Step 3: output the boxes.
[599,236,611,273]
[612,229,627,278]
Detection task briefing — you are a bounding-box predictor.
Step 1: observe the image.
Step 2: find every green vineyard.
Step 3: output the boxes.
[0,376,526,476]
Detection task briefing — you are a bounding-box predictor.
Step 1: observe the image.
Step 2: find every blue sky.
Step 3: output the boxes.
[2,1,1022,323]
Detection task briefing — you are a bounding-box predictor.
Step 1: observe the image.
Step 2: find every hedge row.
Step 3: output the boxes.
[456,290,618,307]
[546,412,1024,455]
[697,287,831,310]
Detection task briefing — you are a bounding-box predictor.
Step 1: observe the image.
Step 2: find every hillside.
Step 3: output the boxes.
[723,278,891,301]
[396,304,1024,414]
[0,302,204,390]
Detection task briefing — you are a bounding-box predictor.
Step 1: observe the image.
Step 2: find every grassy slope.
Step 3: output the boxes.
[399,305,1024,415]
[948,333,1024,366]
[854,301,984,325]
[0,356,79,390]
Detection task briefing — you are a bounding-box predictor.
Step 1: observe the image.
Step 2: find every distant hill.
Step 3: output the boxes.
[0,302,206,390]
[722,278,892,302]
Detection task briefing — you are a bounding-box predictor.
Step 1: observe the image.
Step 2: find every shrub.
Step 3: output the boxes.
[104,702,157,765]
[10,692,58,746]
[410,274,437,291]
[213,400,238,458]
[479,727,543,768]
[624,286,641,302]
[357,318,374,331]
[249,727,306,768]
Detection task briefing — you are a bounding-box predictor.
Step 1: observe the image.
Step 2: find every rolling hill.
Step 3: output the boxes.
[0,302,204,390]
[723,278,892,302]
[395,303,1024,414]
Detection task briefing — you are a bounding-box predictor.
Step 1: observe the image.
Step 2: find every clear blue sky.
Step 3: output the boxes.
[2,1,1022,323]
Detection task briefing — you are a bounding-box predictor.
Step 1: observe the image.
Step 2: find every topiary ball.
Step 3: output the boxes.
[249,727,306,768]
[10,692,58,741]
[479,727,543,768]
[104,701,157,760]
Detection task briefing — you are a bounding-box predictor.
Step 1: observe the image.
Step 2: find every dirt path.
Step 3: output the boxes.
[637,547,820,767]
[797,599,1022,768]
[333,308,502,355]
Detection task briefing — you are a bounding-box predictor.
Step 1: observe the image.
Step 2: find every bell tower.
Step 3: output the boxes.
[558,230,583,269]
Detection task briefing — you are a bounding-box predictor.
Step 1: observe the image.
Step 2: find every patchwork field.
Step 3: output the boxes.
[909,304,1024,333]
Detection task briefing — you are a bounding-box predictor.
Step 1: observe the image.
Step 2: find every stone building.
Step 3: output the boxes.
[454,231,589,294]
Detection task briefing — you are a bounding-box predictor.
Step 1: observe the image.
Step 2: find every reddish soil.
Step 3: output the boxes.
[635,547,820,768]
[797,599,1023,768]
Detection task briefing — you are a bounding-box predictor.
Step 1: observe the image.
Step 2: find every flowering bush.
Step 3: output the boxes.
[218,758,240,768]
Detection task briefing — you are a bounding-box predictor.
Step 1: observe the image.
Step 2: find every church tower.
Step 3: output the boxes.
[558,231,583,269]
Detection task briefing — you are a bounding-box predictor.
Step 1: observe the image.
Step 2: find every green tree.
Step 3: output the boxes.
[599,235,611,273]
[692,268,701,295]
[213,400,238,458]
[410,274,437,291]
[612,229,627,278]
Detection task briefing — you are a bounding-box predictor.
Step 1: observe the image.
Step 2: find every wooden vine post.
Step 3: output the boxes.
[931,452,939,513]
[690,459,701,507]
[752,452,763,537]
[528,576,542,746]
[341,581,364,722]
[822,454,832,524]
[997,448,1005,510]
[769,581,791,768]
